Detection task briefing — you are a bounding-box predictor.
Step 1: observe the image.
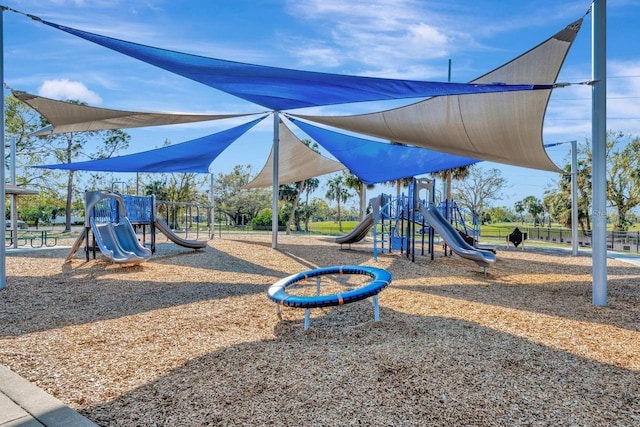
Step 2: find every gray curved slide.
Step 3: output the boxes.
[113,217,153,259]
[421,204,496,268]
[154,218,208,249]
[335,213,374,245]
[90,217,151,264]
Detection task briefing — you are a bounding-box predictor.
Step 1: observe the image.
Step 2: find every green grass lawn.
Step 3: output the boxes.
[308,221,358,235]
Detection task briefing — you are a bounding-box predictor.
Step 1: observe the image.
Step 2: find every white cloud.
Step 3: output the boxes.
[38,79,102,104]
[607,60,640,136]
[294,47,343,68]
[284,1,563,80]
[282,0,477,77]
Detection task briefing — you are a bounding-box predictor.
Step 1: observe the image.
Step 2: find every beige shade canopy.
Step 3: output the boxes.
[243,121,345,189]
[12,90,254,136]
[291,19,583,173]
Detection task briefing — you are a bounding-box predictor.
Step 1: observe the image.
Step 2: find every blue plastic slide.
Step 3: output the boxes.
[90,217,151,264]
[154,218,207,249]
[421,203,496,269]
[335,213,375,245]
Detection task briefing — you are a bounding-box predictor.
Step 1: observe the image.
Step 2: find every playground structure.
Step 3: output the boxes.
[336,178,494,272]
[67,191,207,264]
[371,178,436,262]
[267,265,392,330]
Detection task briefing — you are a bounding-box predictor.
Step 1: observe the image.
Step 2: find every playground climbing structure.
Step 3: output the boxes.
[66,191,207,263]
[368,178,492,272]
[373,178,436,262]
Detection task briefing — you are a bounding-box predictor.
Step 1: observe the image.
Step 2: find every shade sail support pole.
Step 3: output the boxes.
[591,0,607,306]
[272,112,279,249]
[10,136,17,248]
[210,172,215,239]
[0,8,6,290]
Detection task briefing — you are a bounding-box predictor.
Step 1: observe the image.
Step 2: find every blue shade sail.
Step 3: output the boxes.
[36,117,266,173]
[288,118,480,184]
[42,21,552,111]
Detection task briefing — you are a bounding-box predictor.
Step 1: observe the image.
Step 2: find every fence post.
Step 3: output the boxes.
[610,231,613,251]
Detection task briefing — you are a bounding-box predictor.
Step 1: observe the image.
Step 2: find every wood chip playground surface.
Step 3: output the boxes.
[0,233,639,426]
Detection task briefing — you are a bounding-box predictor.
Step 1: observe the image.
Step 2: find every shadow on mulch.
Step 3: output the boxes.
[81,305,640,426]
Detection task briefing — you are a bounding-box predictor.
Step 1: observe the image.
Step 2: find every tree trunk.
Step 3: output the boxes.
[286,182,305,235]
[359,185,366,221]
[304,189,310,232]
[337,198,342,232]
[64,135,75,233]
[616,205,629,231]
[64,170,74,232]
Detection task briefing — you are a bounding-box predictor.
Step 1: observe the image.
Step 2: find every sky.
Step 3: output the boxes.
[3,0,640,210]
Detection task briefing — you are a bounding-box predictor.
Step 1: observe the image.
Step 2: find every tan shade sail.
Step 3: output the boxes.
[243,121,345,189]
[291,19,583,173]
[13,90,255,135]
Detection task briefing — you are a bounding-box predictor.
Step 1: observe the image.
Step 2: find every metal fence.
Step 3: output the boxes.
[481,226,640,253]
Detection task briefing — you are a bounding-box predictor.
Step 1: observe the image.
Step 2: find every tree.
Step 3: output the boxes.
[213,165,271,225]
[141,172,208,228]
[10,96,131,232]
[279,182,302,233]
[484,206,516,223]
[325,174,352,232]
[602,132,640,230]
[543,191,570,227]
[308,198,330,222]
[278,140,323,234]
[39,128,129,231]
[543,156,592,233]
[14,188,64,228]
[144,180,169,201]
[301,178,320,232]
[385,176,412,197]
[514,200,525,223]
[343,171,367,221]
[432,165,472,202]
[4,95,68,221]
[453,166,506,220]
[4,95,45,165]
[521,195,543,226]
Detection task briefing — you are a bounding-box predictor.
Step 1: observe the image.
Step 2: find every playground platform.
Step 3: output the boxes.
[0,364,96,426]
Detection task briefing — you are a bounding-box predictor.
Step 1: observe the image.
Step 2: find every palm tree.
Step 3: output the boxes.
[522,195,543,226]
[325,174,351,232]
[343,171,368,221]
[302,177,319,232]
[383,177,412,197]
[432,165,472,202]
[279,182,301,234]
[514,200,525,223]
